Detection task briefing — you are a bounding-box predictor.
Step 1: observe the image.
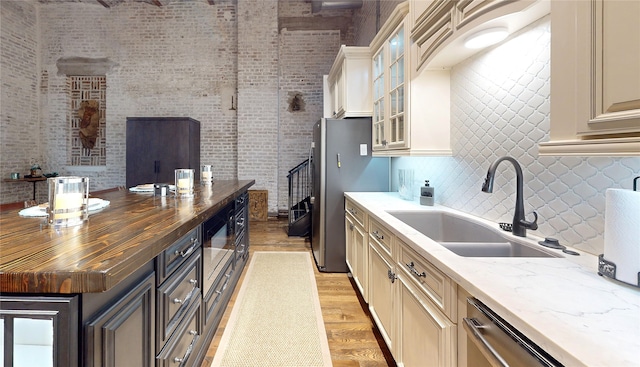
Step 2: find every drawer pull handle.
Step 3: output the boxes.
[236,217,245,226]
[349,223,354,230]
[372,231,384,240]
[463,318,509,367]
[173,279,197,304]
[347,208,358,215]
[173,330,199,364]
[406,262,426,278]
[174,238,199,258]
[215,274,232,295]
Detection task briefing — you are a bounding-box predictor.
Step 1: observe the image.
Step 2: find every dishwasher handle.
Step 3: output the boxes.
[463,317,510,367]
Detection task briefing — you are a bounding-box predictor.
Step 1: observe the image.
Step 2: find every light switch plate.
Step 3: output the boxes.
[360,144,367,156]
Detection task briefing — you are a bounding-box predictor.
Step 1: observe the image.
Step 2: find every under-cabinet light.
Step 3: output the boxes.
[464,27,509,49]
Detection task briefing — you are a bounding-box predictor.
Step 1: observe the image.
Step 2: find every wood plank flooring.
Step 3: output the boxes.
[200,217,395,367]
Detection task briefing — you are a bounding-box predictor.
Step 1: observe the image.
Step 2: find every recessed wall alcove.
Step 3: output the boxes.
[55,57,118,166]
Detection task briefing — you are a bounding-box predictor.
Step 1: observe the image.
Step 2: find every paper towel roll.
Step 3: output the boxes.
[603,188,640,286]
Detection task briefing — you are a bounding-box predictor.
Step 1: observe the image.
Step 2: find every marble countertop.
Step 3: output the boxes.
[346,192,640,367]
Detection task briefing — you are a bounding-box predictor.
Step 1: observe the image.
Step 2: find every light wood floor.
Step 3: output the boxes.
[200,217,395,367]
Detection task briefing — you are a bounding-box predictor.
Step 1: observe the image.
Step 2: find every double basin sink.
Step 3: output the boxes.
[387,210,561,258]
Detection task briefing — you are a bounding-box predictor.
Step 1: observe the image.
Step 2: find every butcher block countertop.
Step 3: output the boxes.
[0,180,254,294]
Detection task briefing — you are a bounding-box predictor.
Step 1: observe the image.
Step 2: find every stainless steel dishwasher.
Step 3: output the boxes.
[463,297,563,367]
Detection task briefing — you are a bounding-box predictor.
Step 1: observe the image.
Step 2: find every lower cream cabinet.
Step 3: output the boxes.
[398,273,456,367]
[345,199,368,301]
[368,238,396,352]
[346,197,458,366]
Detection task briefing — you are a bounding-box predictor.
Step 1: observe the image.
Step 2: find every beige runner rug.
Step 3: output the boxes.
[211,251,333,367]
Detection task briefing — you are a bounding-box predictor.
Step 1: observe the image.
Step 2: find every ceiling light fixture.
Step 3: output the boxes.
[464,27,509,49]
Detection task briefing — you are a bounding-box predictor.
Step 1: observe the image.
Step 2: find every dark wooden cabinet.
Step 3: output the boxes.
[84,272,155,367]
[126,117,200,188]
[0,295,79,367]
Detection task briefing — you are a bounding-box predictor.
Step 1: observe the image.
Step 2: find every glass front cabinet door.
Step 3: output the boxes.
[0,296,78,367]
[371,4,409,152]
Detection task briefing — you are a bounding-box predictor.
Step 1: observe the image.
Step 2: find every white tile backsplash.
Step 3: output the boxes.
[393,16,640,256]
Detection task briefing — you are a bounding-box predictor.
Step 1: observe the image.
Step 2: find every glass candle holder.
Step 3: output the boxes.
[175,169,194,197]
[201,165,213,185]
[48,176,89,227]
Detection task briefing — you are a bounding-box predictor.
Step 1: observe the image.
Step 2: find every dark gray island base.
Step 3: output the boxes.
[0,179,254,367]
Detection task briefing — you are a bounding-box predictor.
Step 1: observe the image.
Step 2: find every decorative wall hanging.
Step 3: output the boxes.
[68,76,106,166]
[77,100,100,149]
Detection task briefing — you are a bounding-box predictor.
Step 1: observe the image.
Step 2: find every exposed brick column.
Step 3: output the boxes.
[237,0,279,214]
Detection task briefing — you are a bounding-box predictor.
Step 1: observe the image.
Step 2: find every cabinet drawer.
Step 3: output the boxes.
[157,226,201,285]
[399,240,456,320]
[369,218,393,257]
[156,297,201,367]
[235,206,246,237]
[235,232,248,264]
[345,199,366,228]
[204,257,234,326]
[157,249,201,350]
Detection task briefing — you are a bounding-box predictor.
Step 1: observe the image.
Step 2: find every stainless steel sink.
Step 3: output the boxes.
[386,211,560,258]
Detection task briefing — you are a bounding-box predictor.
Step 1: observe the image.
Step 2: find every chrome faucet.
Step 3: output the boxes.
[481,156,538,237]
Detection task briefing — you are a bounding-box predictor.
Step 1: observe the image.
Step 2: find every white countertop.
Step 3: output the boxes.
[345,192,640,367]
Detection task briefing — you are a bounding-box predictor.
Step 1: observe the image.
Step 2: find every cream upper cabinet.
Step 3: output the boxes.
[327,45,372,119]
[372,1,453,156]
[371,3,410,152]
[540,0,640,156]
[410,0,549,71]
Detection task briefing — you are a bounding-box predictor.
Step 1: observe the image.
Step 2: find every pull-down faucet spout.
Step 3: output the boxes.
[482,156,538,237]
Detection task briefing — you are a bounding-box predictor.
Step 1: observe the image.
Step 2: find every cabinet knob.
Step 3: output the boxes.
[387,270,396,283]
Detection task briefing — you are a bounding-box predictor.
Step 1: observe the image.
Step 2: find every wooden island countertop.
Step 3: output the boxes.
[0,179,254,294]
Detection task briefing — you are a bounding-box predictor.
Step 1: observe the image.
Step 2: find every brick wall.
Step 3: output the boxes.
[237,0,279,212]
[1,1,239,204]
[1,0,358,211]
[278,30,341,212]
[352,0,403,46]
[0,1,41,203]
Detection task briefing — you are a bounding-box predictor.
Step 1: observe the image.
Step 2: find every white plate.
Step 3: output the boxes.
[19,198,110,218]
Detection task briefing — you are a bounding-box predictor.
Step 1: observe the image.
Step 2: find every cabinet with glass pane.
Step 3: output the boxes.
[372,3,409,152]
[371,2,452,156]
[0,295,78,367]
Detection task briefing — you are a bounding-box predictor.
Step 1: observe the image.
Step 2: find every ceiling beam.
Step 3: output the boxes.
[279,16,351,34]
[95,0,110,7]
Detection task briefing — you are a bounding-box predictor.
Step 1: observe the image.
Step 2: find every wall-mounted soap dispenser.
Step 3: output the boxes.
[420,180,434,206]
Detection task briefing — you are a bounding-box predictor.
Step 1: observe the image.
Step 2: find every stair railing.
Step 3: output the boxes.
[287,158,311,225]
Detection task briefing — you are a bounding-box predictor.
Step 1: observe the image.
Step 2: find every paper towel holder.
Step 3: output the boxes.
[598,177,640,288]
[598,255,640,288]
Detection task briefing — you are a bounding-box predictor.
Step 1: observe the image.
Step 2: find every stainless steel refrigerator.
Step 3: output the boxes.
[311,117,390,272]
